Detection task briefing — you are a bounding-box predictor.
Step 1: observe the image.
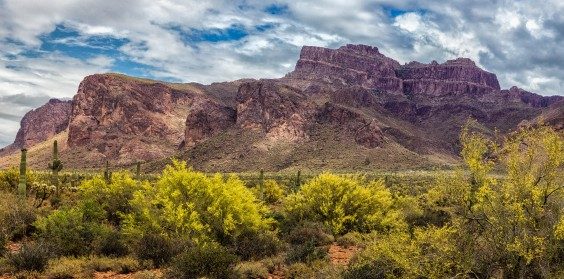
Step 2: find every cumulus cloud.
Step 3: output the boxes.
[0,0,562,147]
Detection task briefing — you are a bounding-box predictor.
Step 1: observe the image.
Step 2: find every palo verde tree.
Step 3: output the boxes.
[426,124,564,278]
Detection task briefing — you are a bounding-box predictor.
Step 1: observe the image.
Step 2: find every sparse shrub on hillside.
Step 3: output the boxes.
[0,192,37,240]
[6,241,52,272]
[123,160,271,245]
[0,233,6,256]
[45,256,142,279]
[133,233,184,268]
[167,244,238,279]
[234,261,269,279]
[284,173,405,235]
[286,222,334,246]
[93,228,129,257]
[233,230,283,261]
[285,240,328,264]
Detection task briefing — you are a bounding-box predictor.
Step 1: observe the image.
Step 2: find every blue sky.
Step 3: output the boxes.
[0,0,563,147]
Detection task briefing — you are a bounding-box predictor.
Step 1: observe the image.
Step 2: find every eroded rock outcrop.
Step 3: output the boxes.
[12,99,72,149]
[68,74,195,163]
[286,44,403,92]
[397,58,500,96]
[184,98,236,147]
[236,81,315,142]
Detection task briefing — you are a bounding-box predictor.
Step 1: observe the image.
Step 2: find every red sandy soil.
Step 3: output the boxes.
[328,243,360,266]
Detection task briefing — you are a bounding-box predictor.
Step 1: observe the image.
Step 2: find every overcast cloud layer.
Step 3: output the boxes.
[0,0,563,147]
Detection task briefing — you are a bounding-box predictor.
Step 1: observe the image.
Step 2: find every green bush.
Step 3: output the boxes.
[133,233,183,267]
[285,240,328,264]
[0,233,6,256]
[79,172,142,226]
[0,167,37,192]
[34,203,108,256]
[234,261,269,279]
[6,241,52,272]
[93,229,129,257]
[167,244,238,279]
[123,160,271,245]
[0,192,37,240]
[45,256,142,279]
[233,230,283,261]
[285,263,313,279]
[284,173,405,235]
[287,222,334,246]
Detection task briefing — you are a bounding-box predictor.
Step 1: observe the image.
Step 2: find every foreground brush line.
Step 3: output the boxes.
[0,124,562,279]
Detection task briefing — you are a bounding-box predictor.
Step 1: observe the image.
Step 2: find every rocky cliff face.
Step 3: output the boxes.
[67,74,196,164]
[2,44,562,171]
[286,44,403,92]
[10,99,72,150]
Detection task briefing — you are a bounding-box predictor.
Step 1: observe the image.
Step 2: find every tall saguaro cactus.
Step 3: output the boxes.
[104,161,111,183]
[135,161,141,181]
[18,149,27,197]
[295,170,301,192]
[48,140,63,197]
[259,169,265,200]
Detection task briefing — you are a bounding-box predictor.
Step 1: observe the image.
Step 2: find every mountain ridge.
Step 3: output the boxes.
[1,44,562,171]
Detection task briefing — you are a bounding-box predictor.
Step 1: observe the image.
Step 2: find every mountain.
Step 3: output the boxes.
[1,44,562,172]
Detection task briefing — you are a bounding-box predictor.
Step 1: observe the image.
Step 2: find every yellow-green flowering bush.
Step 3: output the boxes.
[284,173,405,235]
[123,160,271,244]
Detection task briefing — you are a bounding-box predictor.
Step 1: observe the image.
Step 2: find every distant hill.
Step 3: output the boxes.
[1,44,562,172]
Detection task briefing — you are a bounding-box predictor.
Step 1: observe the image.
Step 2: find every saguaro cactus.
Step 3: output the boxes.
[48,140,63,196]
[18,149,27,197]
[135,161,141,180]
[295,170,301,192]
[259,169,265,200]
[104,161,111,183]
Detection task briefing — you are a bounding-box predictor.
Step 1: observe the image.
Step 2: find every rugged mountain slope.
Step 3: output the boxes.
[1,44,562,171]
[0,99,71,155]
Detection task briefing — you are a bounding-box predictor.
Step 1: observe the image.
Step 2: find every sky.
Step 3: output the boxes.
[0,0,563,147]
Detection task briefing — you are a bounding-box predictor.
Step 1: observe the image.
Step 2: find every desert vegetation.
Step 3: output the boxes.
[0,124,562,279]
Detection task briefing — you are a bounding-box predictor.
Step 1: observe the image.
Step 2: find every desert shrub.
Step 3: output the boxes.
[234,261,269,279]
[286,240,329,264]
[0,192,37,240]
[133,233,183,267]
[284,173,405,235]
[0,167,37,192]
[123,160,271,244]
[233,230,283,260]
[134,270,163,279]
[79,172,142,226]
[45,257,83,279]
[167,244,238,279]
[6,241,52,272]
[285,263,313,279]
[93,229,129,257]
[0,233,6,256]
[34,202,109,256]
[259,255,284,274]
[45,256,141,279]
[287,222,334,246]
[262,179,285,204]
[336,232,363,248]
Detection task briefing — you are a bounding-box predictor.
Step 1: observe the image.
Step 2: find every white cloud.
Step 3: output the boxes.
[0,0,563,146]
